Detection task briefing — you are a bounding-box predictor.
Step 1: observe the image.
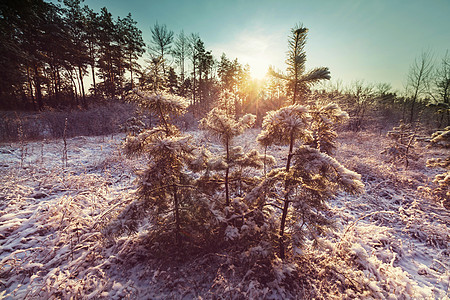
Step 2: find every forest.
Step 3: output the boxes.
[0,0,449,299]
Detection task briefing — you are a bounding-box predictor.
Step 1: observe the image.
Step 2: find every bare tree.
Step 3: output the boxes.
[188,33,200,104]
[432,51,450,126]
[405,51,434,123]
[375,82,393,95]
[347,80,375,131]
[172,30,190,82]
[148,22,173,76]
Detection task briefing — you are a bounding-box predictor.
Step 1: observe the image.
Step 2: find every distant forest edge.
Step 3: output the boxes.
[1,0,145,110]
[0,0,449,131]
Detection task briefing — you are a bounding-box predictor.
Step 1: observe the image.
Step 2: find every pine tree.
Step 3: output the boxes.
[148,22,173,77]
[199,92,257,206]
[118,13,145,91]
[96,7,120,98]
[308,102,349,155]
[270,24,330,105]
[108,90,212,250]
[173,30,189,82]
[255,103,363,259]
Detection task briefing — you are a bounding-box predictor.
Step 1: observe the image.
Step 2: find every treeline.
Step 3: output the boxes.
[317,70,449,131]
[0,0,145,110]
[144,28,257,118]
[0,0,257,114]
[318,49,450,129]
[1,0,448,130]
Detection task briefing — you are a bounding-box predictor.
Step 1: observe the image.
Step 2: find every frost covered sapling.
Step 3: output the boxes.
[120,116,146,136]
[381,121,419,168]
[108,90,206,249]
[258,104,311,172]
[256,23,359,259]
[255,103,364,259]
[199,92,257,206]
[307,102,349,155]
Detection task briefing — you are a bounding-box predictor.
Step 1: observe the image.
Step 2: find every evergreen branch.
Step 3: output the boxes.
[263,203,283,210]
[268,66,288,80]
[300,67,331,85]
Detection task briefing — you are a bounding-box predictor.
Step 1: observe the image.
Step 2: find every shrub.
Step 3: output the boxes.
[424,126,450,207]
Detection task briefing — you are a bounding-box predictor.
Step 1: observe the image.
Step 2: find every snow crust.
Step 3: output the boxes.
[0,130,448,299]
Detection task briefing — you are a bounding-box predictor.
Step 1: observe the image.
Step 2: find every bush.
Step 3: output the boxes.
[0,102,136,142]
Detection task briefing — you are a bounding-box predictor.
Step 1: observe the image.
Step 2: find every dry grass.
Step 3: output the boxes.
[0,103,136,143]
[0,126,448,299]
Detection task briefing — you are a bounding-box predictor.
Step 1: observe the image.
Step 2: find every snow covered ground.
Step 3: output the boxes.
[0,130,449,299]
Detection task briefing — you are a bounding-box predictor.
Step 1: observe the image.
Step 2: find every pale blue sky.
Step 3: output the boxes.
[82,0,450,92]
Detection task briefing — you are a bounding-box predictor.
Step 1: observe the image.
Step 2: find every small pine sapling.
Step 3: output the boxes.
[199,104,256,206]
[255,103,364,259]
[120,116,146,136]
[381,121,419,168]
[257,130,277,176]
[108,90,210,250]
[308,102,349,155]
[287,146,364,249]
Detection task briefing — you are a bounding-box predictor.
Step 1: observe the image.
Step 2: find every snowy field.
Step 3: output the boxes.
[0,130,449,299]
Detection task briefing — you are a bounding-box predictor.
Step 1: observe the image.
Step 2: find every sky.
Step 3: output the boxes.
[80,0,450,92]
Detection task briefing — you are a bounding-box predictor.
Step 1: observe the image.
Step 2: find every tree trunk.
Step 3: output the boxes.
[193,60,196,109]
[26,67,37,111]
[279,129,296,259]
[78,65,87,108]
[292,32,300,105]
[173,184,181,247]
[285,129,295,172]
[89,41,97,96]
[69,69,79,106]
[278,197,290,259]
[130,53,133,90]
[47,64,55,103]
[33,64,44,111]
[409,98,416,123]
[91,63,96,96]
[225,138,230,206]
[181,55,185,82]
[76,69,83,104]
[56,68,62,100]
[157,102,170,135]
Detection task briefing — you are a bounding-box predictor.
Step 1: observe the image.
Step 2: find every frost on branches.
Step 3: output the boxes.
[381,121,419,168]
[199,91,260,206]
[107,90,214,251]
[308,102,349,155]
[108,88,363,267]
[254,103,364,259]
[423,126,450,207]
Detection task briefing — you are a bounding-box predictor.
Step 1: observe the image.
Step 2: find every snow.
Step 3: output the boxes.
[0,129,449,298]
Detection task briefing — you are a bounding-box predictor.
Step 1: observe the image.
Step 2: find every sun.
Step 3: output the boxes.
[248,58,270,80]
[233,33,272,80]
